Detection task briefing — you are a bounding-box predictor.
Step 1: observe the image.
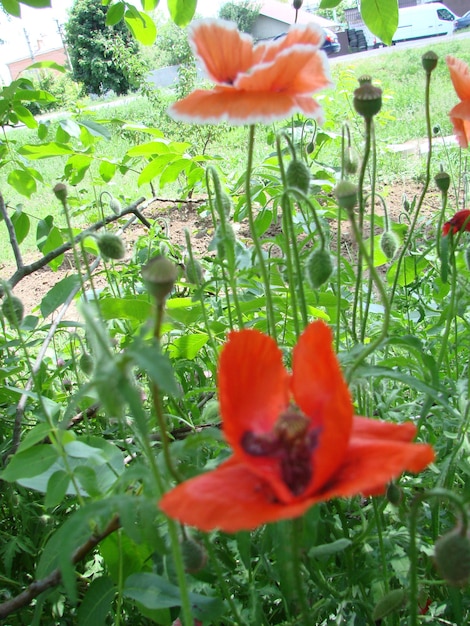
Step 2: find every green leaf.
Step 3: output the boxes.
[127,339,181,397]
[319,0,341,7]
[105,1,125,26]
[98,296,152,322]
[7,169,37,197]
[387,255,429,287]
[140,0,159,9]
[309,538,352,558]
[372,589,407,621]
[19,142,73,159]
[167,0,197,27]
[124,7,157,45]
[99,159,117,182]
[127,140,170,157]
[25,60,65,72]
[2,0,21,16]
[11,207,31,244]
[138,153,176,186]
[361,0,398,46]
[17,423,51,453]
[42,225,64,271]
[20,0,51,6]
[40,274,80,318]
[13,103,38,128]
[77,576,115,626]
[168,333,209,360]
[45,470,70,508]
[64,154,93,185]
[77,118,111,140]
[36,215,54,251]
[1,445,58,481]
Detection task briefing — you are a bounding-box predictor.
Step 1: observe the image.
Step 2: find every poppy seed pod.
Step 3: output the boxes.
[434,525,470,586]
[142,255,177,304]
[435,171,451,193]
[358,74,372,85]
[334,180,358,211]
[353,82,382,119]
[422,50,438,74]
[286,159,311,194]
[306,248,333,289]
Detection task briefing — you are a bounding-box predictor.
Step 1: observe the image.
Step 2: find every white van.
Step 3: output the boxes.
[361,3,457,48]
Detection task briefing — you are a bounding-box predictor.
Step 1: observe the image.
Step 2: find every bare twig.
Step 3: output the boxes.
[0,192,23,269]
[0,515,121,620]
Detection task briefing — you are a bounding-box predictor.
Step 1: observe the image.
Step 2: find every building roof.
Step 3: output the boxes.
[259,0,337,29]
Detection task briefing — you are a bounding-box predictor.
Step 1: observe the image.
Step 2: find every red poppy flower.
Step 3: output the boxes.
[446,56,470,149]
[168,19,332,125]
[159,321,434,532]
[442,209,470,236]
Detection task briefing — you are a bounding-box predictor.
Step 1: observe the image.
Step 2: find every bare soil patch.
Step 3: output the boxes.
[1,180,449,318]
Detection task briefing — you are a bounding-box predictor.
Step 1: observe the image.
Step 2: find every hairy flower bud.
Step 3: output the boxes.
[286,159,311,194]
[386,481,403,506]
[97,233,125,260]
[185,258,204,285]
[79,352,94,375]
[2,295,24,325]
[435,171,451,193]
[380,230,400,260]
[335,180,358,211]
[53,183,68,203]
[181,538,207,573]
[109,197,122,215]
[306,248,333,289]
[434,525,470,586]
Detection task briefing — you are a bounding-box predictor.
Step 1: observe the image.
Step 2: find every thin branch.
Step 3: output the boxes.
[0,515,121,620]
[0,192,23,269]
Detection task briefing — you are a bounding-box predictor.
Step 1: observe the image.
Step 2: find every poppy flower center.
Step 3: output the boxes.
[241,407,320,496]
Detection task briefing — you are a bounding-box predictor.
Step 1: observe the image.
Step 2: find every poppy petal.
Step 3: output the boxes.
[219,328,290,455]
[257,23,324,63]
[159,459,325,532]
[236,47,332,96]
[169,88,325,126]
[449,101,470,149]
[189,19,256,84]
[320,437,435,499]
[352,416,418,441]
[291,321,353,495]
[446,56,470,102]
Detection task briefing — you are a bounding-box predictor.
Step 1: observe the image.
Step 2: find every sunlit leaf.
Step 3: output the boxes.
[361,0,398,46]
[167,0,197,27]
[105,1,125,25]
[7,169,37,197]
[124,6,157,45]
[25,61,66,73]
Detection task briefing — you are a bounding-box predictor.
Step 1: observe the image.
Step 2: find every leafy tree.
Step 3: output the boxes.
[64,0,147,95]
[218,0,260,33]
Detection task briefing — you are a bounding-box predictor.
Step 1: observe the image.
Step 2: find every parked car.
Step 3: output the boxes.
[273,27,341,56]
[454,10,470,30]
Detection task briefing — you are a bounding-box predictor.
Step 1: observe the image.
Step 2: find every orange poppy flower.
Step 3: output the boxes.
[159,321,434,532]
[168,19,332,125]
[442,209,470,236]
[446,56,470,149]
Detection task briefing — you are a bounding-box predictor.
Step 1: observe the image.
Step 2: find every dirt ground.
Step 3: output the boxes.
[2,179,452,318]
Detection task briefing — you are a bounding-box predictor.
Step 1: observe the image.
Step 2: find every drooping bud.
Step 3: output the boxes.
[353,82,382,118]
[386,481,403,506]
[380,230,400,259]
[344,146,359,176]
[306,248,333,289]
[185,258,204,285]
[434,525,470,586]
[334,180,358,211]
[422,51,438,74]
[180,537,207,573]
[435,171,451,194]
[142,255,177,304]
[2,295,24,325]
[286,159,311,194]
[97,233,125,260]
[109,197,122,215]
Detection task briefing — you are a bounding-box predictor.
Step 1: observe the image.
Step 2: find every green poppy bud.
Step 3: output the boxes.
[386,481,403,506]
[422,51,438,74]
[306,140,315,155]
[353,82,382,118]
[334,180,358,211]
[434,525,470,586]
[306,248,333,289]
[380,230,400,260]
[97,233,125,260]
[79,352,94,375]
[286,159,311,194]
[142,255,177,304]
[109,197,122,215]
[53,183,68,203]
[2,295,24,325]
[185,258,204,285]
[181,537,207,573]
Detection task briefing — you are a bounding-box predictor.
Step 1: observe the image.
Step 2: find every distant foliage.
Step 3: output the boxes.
[64,0,147,95]
[218,0,260,33]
